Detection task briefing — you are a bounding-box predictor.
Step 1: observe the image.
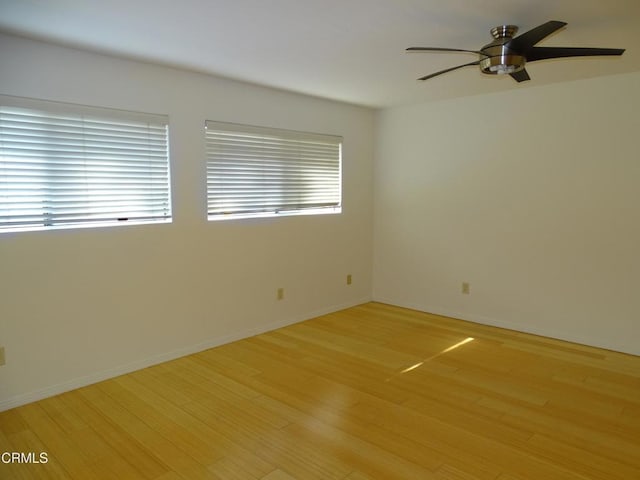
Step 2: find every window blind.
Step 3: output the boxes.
[205,121,341,219]
[0,96,171,232]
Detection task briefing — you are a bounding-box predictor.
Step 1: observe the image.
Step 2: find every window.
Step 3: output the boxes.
[0,95,171,232]
[205,120,341,220]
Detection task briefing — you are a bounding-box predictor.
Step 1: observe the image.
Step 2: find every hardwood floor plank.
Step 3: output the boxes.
[0,408,30,436]
[260,469,298,480]
[343,472,374,480]
[16,403,102,480]
[282,419,436,480]
[60,388,170,479]
[78,384,216,480]
[4,429,71,480]
[433,463,484,480]
[235,375,447,474]
[525,433,639,480]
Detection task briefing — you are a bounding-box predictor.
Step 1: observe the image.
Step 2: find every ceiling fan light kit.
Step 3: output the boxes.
[408,20,625,83]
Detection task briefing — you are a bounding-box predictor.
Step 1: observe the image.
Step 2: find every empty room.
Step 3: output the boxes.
[1,1,639,479]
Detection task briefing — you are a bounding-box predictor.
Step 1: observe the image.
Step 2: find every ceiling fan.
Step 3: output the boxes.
[407,20,625,82]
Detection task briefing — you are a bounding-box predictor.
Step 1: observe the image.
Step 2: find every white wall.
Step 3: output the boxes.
[374,71,640,355]
[2,32,637,412]
[0,33,374,410]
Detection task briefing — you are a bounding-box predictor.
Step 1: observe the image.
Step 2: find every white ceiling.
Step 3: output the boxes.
[1,0,639,108]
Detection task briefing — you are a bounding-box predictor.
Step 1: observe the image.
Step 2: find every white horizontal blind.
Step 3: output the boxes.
[206,121,341,218]
[0,96,171,232]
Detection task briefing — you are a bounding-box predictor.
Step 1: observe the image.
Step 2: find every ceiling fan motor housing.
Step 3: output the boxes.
[479,25,526,75]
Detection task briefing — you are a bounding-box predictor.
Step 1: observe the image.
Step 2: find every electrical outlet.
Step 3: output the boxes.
[277,288,284,300]
[347,274,352,285]
[462,282,470,294]
[0,347,5,366]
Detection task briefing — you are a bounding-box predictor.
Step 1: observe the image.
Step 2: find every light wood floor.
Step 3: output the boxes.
[1,302,639,480]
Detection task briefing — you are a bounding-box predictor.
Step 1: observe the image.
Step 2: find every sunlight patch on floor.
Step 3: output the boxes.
[400,337,475,374]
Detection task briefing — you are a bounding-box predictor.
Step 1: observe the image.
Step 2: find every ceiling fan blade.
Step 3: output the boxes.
[418,61,480,81]
[510,69,531,82]
[407,47,486,55]
[508,20,567,51]
[526,46,625,62]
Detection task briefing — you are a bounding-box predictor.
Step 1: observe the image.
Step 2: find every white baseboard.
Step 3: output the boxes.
[0,296,371,412]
